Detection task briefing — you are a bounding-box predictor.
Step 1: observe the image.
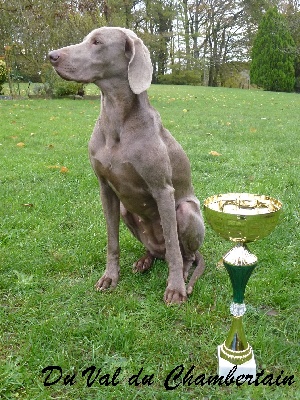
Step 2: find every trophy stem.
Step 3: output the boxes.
[219,243,257,368]
[220,316,253,364]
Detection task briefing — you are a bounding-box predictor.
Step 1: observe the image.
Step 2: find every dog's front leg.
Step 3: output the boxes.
[95,179,120,291]
[154,186,187,304]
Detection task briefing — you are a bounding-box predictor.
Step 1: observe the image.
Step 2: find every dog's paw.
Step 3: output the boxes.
[132,252,155,273]
[95,273,119,291]
[164,284,187,305]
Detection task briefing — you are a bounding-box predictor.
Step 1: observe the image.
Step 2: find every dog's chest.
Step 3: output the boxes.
[91,145,145,192]
[90,144,157,217]
[92,149,124,193]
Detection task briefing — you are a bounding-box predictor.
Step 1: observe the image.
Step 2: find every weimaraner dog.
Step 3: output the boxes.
[49,27,205,304]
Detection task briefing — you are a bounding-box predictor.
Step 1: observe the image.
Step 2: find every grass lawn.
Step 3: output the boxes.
[0,85,299,399]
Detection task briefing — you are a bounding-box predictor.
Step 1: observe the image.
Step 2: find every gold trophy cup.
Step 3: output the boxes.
[204,193,282,377]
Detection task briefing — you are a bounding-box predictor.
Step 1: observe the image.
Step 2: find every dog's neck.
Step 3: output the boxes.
[100,80,136,112]
[96,78,150,139]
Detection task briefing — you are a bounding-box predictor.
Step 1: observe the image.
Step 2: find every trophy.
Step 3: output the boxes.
[204,193,282,378]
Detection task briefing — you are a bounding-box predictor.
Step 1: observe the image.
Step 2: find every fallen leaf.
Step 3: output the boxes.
[209,150,222,156]
[265,308,279,317]
[17,142,25,147]
[183,109,188,112]
[60,166,69,173]
[260,306,279,316]
[22,203,34,207]
[47,165,60,169]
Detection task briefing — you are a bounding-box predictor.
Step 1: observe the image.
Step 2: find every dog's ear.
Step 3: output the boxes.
[125,35,153,94]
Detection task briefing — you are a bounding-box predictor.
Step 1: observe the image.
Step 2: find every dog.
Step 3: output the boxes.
[49,27,205,303]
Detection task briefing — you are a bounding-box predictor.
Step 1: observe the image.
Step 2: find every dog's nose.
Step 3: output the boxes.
[49,51,60,63]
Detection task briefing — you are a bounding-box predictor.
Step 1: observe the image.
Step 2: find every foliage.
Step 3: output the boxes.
[250,7,296,92]
[285,8,300,89]
[144,0,175,79]
[31,83,51,96]
[158,65,202,85]
[0,60,7,84]
[39,64,84,98]
[51,80,85,98]
[0,60,7,95]
[295,76,300,92]
[0,1,300,90]
[220,62,251,88]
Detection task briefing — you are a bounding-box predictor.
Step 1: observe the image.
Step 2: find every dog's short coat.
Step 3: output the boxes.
[49,27,205,303]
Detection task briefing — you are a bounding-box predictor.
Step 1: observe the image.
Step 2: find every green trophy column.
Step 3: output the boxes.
[220,243,257,365]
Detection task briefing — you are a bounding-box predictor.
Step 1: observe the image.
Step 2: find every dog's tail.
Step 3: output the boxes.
[186,251,205,295]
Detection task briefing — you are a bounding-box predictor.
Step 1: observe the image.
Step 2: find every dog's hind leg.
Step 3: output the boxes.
[186,251,205,295]
[176,199,205,294]
[120,204,163,272]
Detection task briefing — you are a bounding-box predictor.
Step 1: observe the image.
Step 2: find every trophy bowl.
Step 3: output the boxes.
[204,193,282,243]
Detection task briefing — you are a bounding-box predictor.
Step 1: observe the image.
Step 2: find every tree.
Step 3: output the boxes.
[0,0,105,81]
[140,0,175,81]
[1,0,299,89]
[283,4,300,91]
[172,0,246,86]
[250,6,295,91]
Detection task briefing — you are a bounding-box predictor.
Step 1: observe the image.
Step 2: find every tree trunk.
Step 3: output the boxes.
[192,0,200,60]
[182,0,190,68]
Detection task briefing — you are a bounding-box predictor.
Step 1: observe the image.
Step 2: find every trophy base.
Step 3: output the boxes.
[218,345,256,379]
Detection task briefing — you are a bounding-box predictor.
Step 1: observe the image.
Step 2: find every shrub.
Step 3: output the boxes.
[40,63,84,98]
[51,80,84,98]
[295,76,300,93]
[158,68,202,86]
[0,60,7,95]
[32,83,51,96]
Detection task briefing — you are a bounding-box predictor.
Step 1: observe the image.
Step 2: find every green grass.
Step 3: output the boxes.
[0,85,299,399]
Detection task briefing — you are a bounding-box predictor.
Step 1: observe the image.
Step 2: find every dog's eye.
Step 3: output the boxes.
[92,39,101,45]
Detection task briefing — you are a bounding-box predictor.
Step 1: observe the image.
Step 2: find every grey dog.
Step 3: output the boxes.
[49,27,205,304]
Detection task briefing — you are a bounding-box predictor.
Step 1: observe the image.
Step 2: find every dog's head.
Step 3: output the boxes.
[49,27,153,94]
